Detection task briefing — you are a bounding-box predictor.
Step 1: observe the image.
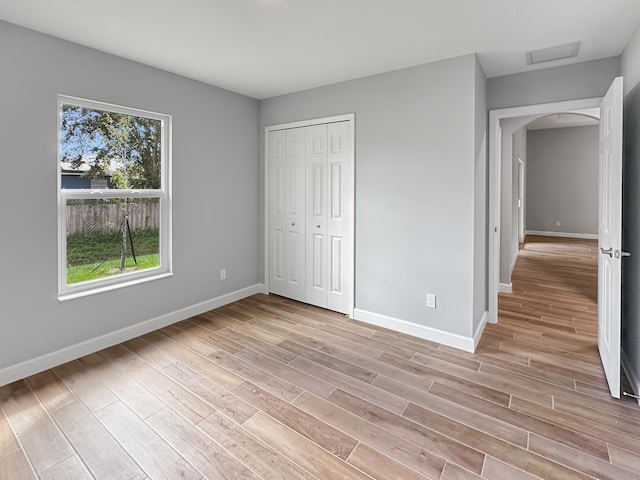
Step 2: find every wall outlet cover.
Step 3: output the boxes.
[426,293,436,309]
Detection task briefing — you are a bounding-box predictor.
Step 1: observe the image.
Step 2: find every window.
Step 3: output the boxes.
[58,96,172,299]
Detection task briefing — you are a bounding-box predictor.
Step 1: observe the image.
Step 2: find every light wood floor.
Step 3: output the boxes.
[2,236,640,480]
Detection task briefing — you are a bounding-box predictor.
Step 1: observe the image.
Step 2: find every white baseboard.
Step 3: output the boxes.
[499,283,513,294]
[353,308,475,353]
[0,283,266,388]
[621,349,640,406]
[525,230,598,240]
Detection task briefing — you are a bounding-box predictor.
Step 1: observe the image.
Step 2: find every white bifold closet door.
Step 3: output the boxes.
[269,121,351,314]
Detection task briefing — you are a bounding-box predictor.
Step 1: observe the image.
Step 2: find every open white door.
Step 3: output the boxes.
[598,76,624,399]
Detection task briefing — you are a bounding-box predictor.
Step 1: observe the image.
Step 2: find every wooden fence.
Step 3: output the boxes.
[66,200,160,235]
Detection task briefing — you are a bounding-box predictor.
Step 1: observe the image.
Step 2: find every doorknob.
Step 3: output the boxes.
[600,247,613,257]
[291,222,295,227]
[316,225,321,228]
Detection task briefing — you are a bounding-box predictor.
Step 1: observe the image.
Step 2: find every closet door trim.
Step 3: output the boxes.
[265,113,355,317]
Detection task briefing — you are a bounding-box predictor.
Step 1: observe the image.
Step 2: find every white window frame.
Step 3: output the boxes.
[57,95,172,300]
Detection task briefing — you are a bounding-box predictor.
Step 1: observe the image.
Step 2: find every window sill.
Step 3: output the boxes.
[58,271,174,302]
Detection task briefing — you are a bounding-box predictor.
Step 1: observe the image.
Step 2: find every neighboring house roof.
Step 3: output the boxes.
[60,161,91,174]
[60,156,123,176]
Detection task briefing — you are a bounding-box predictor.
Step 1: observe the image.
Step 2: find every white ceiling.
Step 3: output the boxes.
[1,0,639,99]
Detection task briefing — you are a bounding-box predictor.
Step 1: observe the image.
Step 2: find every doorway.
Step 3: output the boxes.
[488,78,625,399]
[488,97,603,324]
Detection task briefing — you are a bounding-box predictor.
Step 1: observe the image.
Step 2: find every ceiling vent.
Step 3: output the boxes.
[526,41,581,65]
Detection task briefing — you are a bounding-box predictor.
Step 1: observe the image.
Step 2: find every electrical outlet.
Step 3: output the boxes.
[556,221,561,227]
[426,293,436,309]
[220,268,226,280]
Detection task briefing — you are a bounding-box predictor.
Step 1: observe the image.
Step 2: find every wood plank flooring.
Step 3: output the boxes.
[2,235,640,479]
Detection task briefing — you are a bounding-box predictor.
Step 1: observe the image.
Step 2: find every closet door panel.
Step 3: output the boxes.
[284,128,306,302]
[306,125,328,307]
[327,121,352,314]
[269,130,286,295]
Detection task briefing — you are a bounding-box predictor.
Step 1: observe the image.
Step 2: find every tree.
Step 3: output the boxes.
[60,105,162,189]
[60,104,162,273]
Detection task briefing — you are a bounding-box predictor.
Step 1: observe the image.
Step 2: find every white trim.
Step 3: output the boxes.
[266,114,355,131]
[0,284,265,388]
[57,95,173,300]
[518,158,526,244]
[499,283,513,294]
[621,349,640,406]
[59,94,172,122]
[488,97,602,325]
[264,113,356,318]
[525,230,598,240]
[59,272,174,302]
[353,309,475,353]
[473,311,489,352]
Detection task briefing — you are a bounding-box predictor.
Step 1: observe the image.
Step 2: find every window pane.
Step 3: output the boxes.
[66,197,160,285]
[60,104,162,189]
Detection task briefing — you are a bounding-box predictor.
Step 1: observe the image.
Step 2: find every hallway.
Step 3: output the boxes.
[485,236,607,397]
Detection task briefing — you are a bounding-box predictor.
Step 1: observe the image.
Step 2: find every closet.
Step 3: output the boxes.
[267,117,353,315]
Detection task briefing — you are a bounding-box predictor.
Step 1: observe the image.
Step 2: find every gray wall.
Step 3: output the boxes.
[473,58,488,331]
[261,54,481,338]
[499,117,534,285]
[622,25,640,395]
[0,21,260,373]
[488,57,621,110]
[526,126,599,236]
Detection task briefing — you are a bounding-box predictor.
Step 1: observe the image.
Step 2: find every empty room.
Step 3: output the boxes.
[2,1,640,479]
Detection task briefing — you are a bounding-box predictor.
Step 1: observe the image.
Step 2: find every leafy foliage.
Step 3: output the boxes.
[60,105,162,189]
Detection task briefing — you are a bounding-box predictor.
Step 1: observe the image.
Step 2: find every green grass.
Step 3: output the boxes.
[67,253,160,284]
[66,228,160,284]
[67,228,159,266]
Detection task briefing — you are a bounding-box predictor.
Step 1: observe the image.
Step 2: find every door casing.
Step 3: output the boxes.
[517,158,525,244]
[488,98,603,325]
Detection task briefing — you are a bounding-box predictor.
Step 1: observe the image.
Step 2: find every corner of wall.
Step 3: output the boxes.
[622,24,640,96]
[473,311,489,352]
[622,348,640,403]
[353,308,476,353]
